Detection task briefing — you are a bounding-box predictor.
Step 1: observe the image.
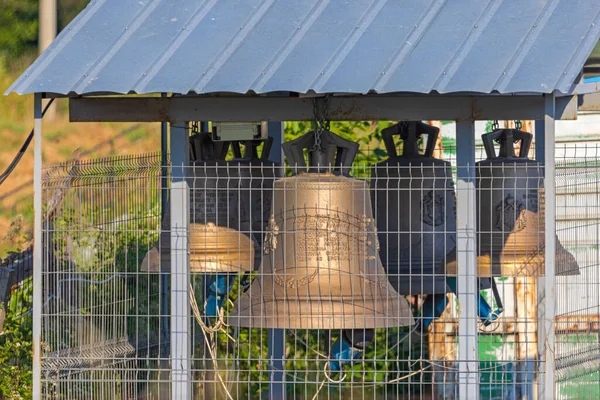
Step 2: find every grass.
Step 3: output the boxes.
[0,56,161,257]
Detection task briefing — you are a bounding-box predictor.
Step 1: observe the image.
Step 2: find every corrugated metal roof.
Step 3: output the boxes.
[6,0,600,96]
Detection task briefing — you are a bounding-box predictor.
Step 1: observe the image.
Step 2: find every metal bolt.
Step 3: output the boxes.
[143,73,147,76]
[503,72,507,75]
[443,71,447,75]
[474,24,478,28]
[182,27,186,30]
[414,24,418,28]
[125,27,128,31]
[533,24,537,27]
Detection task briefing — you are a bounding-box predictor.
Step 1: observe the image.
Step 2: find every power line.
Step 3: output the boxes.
[0,98,55,187]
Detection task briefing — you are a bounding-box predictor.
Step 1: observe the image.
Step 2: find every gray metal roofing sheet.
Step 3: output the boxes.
[6,0,600,96]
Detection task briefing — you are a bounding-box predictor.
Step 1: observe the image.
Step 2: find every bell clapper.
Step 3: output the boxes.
[328,329,374,372]
[417,277,504,334]
[417,293,450,335]
[204,273,238,319]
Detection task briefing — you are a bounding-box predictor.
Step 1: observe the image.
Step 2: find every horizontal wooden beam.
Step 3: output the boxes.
[69,94,578,122]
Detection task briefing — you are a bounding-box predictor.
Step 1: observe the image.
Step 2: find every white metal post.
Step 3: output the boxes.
[534,119,546,400]
[542,93,557,399]
[170,122,191,399]
[32,93,43,400]
[267,121,286,400]
[456,120,479,400]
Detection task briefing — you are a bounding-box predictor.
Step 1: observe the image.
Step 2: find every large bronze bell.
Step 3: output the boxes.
[230,130,413,329]
[141,134,281,273]
[370,122,456,295]
[445,129,578,277]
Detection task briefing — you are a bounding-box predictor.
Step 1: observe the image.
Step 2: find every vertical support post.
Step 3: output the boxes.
[542,93,557,399]
[160,94,169,357]
[267,121,286,400]
[456,120,479,400]
[159,97,170,400]
[267,121,284,162]
[32,93,43,400]
[170,122,191,399]
[197,120,218,400]
[534,120,545,165]
[534,118,545,400]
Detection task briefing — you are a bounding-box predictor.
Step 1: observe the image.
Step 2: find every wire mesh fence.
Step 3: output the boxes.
[554,143,600,400]
[35,131,599,399]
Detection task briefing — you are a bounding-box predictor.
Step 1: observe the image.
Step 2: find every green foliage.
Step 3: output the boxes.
[57,0,89,31]
[0,0,38,59]
[0,277,33,399]
[0,0,89,60]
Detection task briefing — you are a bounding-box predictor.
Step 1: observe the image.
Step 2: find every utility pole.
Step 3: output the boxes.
[39,0,57,121]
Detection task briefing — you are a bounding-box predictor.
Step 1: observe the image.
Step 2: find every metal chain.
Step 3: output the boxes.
[311,98,322,152]
[322,95,331,132]
[191,121,200,134]
[514,120,522,130]
[310,96,331,152]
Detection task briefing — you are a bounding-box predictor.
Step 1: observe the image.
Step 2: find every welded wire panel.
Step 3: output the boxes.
[41,153,165,399]
[37,140,598,399]
[555,143,600,400]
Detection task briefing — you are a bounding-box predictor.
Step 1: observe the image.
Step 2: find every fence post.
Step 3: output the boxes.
[32,93,43,400]
[170,121,191,399]
[267,121,286,400]
[541,93,557,399]
[456,120,480,400]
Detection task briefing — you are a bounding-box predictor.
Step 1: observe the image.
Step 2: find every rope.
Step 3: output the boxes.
[189,284,235,400]
[187,293,463,397]
[189,283,228,334]
[312,363,347,400]
[0,98,55,187]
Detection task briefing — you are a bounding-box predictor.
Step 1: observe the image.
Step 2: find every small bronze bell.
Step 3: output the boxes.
[141,134,281,274]
[444,129,578,277]
[371,121,456,295]
[230,130,413,329]
[189,135,281,273]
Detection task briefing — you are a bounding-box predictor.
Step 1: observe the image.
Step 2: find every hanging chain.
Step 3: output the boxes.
[492,120,499,131]
[514,120,522,130]
[311,95,331,152]
[191,121,200,134]
[311,98,322,151]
